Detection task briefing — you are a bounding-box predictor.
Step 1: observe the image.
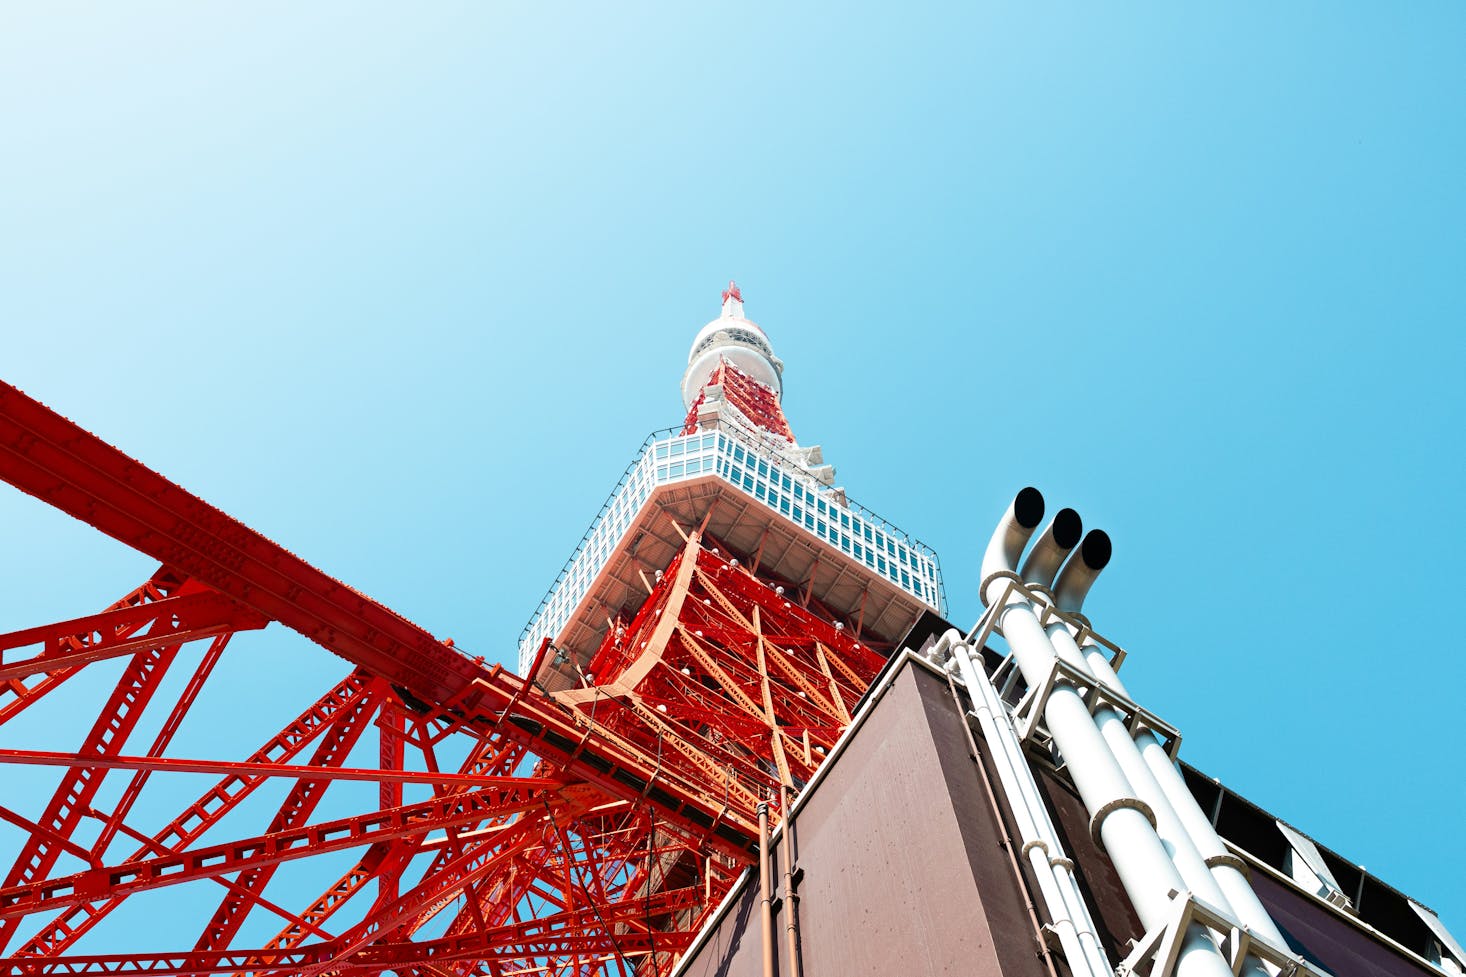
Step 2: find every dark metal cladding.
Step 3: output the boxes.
[677,664,1050,977]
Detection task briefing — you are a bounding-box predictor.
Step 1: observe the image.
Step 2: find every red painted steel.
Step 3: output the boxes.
[0,379,884,976]
[682,359,796,442]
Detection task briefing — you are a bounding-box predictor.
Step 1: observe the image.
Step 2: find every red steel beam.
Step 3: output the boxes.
[0,380,478,703]
[0,591,265,682]
[0,643,182,949]
[0,569,187,727]
[0,749,563,791]
[191,685,383,953]
[0,915,693,977]
[0,788,558,921]
[91,633,234,858]
[0,382,759,856]
[11,673,377,959]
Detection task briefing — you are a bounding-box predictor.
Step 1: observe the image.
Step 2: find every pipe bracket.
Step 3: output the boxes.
[1089,796,1157,849]
[1116,888,1334,977]
[1205,853,1251,878]
[978,570,1027,610]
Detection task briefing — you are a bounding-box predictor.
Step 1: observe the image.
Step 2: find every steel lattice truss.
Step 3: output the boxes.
[680,360,795,443]
[0,381,884,977]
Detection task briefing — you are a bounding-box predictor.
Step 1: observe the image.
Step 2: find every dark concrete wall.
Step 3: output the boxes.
[675,661,1050,977]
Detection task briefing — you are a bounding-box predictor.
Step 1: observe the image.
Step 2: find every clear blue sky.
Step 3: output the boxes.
[2,1,1463,949]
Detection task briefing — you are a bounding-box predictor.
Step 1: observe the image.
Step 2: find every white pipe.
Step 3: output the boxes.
[939,629,1110,977]
[982,488,1046,601]
[1055,532,1290,956]
[981,492,1235,977]
[1045,623,1273,977]
[1074,632,1291,951]
[1019,508,1084,588]
[1052,529,1111,615]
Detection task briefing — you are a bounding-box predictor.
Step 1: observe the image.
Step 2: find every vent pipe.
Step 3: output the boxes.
[1020,508,1083,588]
[1051,588,1292,956]
[981,487,1045,606]
[1052,529,1112,613]
[1042,578,1277,977]
[979,490,1236,977]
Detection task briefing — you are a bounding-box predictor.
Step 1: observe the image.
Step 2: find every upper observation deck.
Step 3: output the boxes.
[517,420,943,677]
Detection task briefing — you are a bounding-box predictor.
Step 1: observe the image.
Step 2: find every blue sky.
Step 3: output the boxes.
[2,0,1463,949]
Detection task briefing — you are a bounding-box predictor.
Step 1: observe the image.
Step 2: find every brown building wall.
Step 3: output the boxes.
[675,662,1050,977]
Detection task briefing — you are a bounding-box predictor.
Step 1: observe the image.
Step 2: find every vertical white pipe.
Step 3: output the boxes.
[983,493,1236,977]
[946,632,1109,977]
[1054,528,1290,956]
[1077,641,1290,950]
[1048,622,1231,904]
[1046,622,1276,977]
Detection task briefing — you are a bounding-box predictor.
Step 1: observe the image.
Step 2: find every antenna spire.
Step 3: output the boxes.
[720,280,744,317]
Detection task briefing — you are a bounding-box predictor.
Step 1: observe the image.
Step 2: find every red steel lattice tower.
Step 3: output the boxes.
[0,283,942,976]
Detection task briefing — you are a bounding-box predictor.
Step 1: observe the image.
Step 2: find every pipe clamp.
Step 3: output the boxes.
[1089,796,1157,849]
[1205,853,1250,878]
[979,570,1027,608]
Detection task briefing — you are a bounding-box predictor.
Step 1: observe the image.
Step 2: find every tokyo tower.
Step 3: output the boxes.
[0,284,1459,977]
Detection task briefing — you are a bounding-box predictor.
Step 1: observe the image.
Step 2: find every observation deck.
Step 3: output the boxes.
[517,422,944,679]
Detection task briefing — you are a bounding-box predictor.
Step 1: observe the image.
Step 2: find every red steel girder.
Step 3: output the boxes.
[0,382,759,856]
[0,380,480,704]
[90,632,233,859]
[0,568,187,727]
[190,683,383,953]
[0,787,559,922]
[0,641,181,949]
[0,588,265,683]
[0,888,701,977]
[11,672,377,959]
[0,750,554,791]
[251,732,541,956]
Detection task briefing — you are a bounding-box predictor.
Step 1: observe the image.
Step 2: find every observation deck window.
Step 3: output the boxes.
[518,425,944,673]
